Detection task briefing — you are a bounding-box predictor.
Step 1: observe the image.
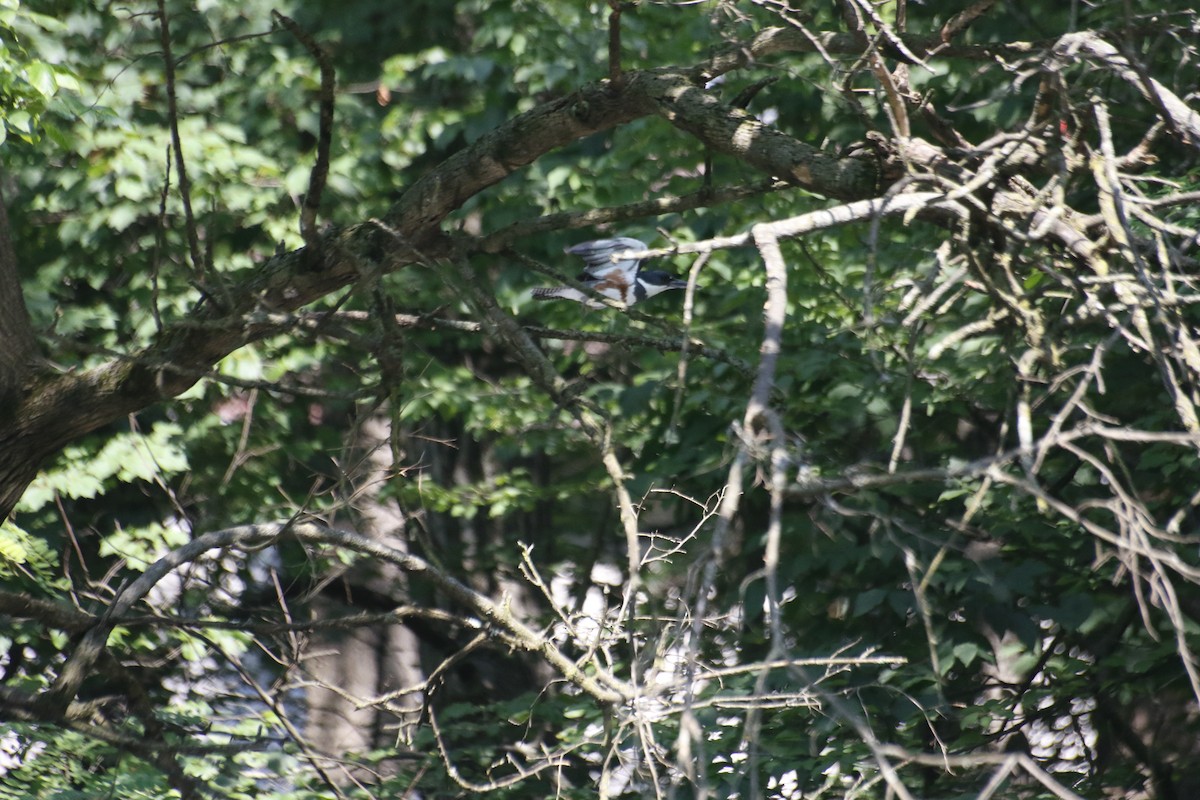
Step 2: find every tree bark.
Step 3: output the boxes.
[0,180,37,415]
[306,415,424,777]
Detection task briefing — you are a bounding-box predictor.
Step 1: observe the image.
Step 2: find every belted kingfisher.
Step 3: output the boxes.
[531,237,687,308]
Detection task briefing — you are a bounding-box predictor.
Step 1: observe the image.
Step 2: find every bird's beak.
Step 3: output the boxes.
[670,279,689,290]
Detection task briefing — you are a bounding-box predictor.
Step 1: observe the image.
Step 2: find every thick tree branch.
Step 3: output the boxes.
[637,68,881,197]
[0,588,93,632]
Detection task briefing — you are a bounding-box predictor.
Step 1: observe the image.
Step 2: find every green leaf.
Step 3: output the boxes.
[952,641,981,668]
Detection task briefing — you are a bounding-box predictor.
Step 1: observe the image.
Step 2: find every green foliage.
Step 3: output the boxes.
[0,518,59,585]
[18,424,189,513]
[0,726,173,800]
[0,0,88,147]
[6,0,1200,798]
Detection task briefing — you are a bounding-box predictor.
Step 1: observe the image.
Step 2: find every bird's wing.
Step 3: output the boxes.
[565,238,648,280]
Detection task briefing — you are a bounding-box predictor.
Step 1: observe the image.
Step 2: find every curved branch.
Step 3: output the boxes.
[44,520,635,714]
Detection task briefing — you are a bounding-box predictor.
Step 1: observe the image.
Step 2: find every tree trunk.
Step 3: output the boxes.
[305,415,424,777]
[0,181,38,417]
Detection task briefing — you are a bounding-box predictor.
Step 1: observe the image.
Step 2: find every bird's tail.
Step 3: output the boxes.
[530,286,606,308]
[531,287,572,301]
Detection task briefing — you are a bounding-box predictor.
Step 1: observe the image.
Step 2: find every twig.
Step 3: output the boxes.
[156,0,204,277]
[668,251,710,441]
[606,0,627,85]
[478,178,785,253]
[274,12,335,250]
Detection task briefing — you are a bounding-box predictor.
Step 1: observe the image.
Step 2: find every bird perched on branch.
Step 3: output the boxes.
[531,237,687,308]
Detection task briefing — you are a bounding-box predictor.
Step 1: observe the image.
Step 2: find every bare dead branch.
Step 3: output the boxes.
[43,520,637,716]
[1052,31,1200,146]
[877,746,1087,800]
